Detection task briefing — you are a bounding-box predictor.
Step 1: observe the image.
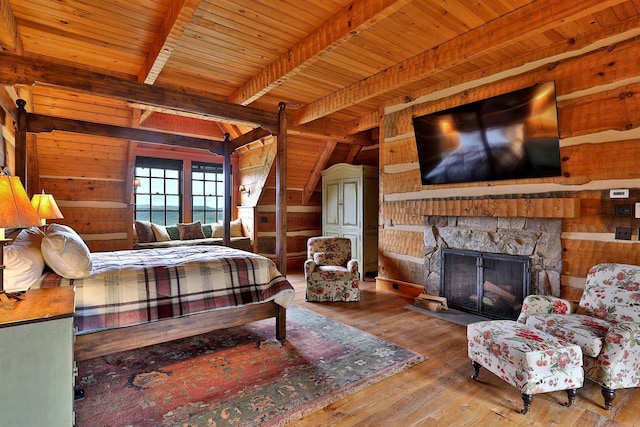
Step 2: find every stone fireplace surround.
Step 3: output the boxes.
[423,215,562,299]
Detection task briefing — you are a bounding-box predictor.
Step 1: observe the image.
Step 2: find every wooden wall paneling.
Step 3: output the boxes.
[38,178,124,202]
[256,212,321,233]
[560,82,640,138]
[561,140,640,184]
[377,252,424,287]
[380,229,424,258]
[379,22,640,292]
[562,239,640,278]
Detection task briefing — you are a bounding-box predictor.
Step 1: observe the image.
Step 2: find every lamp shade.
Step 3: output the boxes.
[0,176,42,239]
[31,191,64,222]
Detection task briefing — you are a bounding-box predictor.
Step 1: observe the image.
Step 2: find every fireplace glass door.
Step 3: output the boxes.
[440,248,531,320]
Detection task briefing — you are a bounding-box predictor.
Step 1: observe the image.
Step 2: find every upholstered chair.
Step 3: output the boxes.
[304,236,360,302]
[517,263,640,410]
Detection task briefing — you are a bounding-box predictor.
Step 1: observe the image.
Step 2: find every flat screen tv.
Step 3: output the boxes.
[413,81,561,185]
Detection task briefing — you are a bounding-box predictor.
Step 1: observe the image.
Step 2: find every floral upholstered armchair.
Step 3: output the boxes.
[304,236,360,302]
[517,263,640,410]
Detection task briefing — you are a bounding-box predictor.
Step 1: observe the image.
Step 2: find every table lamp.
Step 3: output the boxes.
[0,176,42,309]
[31,190,64,227]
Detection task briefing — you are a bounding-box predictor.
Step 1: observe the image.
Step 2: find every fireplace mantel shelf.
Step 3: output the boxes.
[417,198,579,219]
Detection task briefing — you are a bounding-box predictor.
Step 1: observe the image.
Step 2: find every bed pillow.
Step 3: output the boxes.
[134,220,156,243]
[3,227,45,292]
[41,224,93,279]
[230,218,243,237]
[151,223,172,242]
[313,251,346,267]
[211,223,224,238]
[178,221,205,240]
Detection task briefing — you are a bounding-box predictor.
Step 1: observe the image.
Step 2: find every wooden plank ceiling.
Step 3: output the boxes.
[1,0,639,150]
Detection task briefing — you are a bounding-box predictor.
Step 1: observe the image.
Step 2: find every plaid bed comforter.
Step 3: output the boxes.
[33,245,295,334]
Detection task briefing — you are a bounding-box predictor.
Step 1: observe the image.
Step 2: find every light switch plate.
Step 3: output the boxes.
[636,202,640,219]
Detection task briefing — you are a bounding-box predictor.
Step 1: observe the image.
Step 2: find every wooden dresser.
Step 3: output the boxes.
[0,287,76,426]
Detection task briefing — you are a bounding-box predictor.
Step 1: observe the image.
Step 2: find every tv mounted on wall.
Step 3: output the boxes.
[413,81,561,185]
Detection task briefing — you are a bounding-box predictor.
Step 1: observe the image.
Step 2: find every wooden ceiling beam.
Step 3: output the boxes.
[230,127,271,151]
[290,0,628,125]
[139,0,201,84]
[0,51,280,132]
[138,111,227,140]
[289,117,372,145]
[346,111,381,134]
[227,0,412,106]
[0,0,22,54]
[26,113,225,154]
[302,140,337,206]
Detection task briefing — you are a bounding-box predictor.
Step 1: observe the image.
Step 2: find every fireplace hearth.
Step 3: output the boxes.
[440,248,531,320]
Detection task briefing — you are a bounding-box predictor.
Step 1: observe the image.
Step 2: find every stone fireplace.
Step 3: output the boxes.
[423,216,562,318]
[441,248,531,320]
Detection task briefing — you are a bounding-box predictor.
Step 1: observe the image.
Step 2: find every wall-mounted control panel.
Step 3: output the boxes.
[610,189,630,198]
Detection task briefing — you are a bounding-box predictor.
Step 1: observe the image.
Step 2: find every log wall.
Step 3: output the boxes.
[380,33,640,300]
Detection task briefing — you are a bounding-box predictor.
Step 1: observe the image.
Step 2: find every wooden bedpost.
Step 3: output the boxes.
[15,99,27,189]
[223,133,232,246]
[276,102,287,275]
[276,305,287,341]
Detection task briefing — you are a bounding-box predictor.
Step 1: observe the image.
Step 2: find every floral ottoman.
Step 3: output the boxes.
[467,320,584,414]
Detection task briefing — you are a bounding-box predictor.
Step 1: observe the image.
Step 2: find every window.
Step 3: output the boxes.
[134,157,182,225]
[192,161,225,224]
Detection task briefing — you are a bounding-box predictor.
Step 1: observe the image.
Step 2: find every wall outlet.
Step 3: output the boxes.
[615,204,634,216]
[615,227,632,240]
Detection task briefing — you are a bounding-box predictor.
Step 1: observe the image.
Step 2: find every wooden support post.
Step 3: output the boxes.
[223,133,232,246]
[276,102,287,275]
[15,99,27,189]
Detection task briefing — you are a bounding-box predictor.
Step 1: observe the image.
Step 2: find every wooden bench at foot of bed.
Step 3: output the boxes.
[74,302,286,361]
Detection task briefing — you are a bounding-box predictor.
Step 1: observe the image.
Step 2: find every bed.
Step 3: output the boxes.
[30,235,295,361]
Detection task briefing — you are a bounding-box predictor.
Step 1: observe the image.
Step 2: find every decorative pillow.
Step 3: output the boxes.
[211,223,224,238]
[3,227,45,292]
[177,221,205,240]
[230,218,243,237]
[132,223,140,244]
[151,223,171,242]
[41,224,93,279]
[134,220,156,243]
[313,251,346,267]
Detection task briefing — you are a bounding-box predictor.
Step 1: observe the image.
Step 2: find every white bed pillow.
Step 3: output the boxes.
[3,227,45,292]
[151,223,172,242]
[41,223,93,279]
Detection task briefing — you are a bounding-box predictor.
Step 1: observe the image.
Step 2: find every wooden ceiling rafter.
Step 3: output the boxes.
[301,139,337,206]
[0,0,22,54]
[139,0,202,84]
[0,52,280,133]
[289,0,629,125]
[227,0,413,107]
[25,111,226,155]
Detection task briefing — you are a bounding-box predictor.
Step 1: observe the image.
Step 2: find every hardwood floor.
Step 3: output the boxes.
[284,269,640,426]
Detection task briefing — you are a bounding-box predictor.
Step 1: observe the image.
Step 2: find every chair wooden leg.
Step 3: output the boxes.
[520,393,533,414]
[564,388,577,407]
[601,387,615,410]
[471,361,481,380]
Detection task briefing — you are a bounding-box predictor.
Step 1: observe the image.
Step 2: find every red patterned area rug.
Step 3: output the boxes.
[74,304,424,427]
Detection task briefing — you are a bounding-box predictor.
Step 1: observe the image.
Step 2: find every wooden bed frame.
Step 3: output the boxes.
[9,57,292,361]
[75,301,286,361]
